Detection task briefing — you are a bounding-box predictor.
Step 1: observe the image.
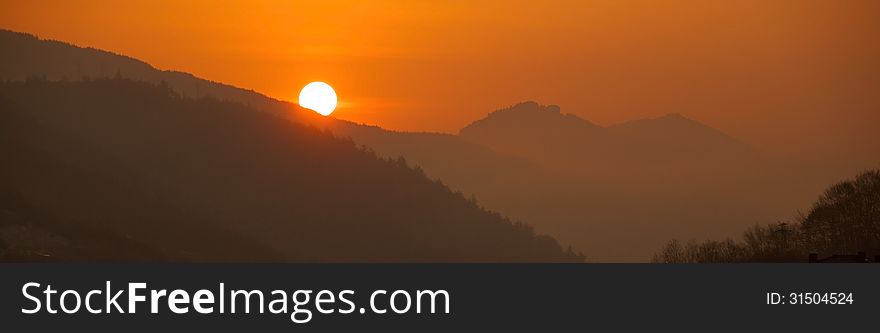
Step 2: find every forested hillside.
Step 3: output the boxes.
[0,78,582,262]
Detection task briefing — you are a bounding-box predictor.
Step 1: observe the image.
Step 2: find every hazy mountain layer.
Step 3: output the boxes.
[457,102,836,261]
[460,101,751,168]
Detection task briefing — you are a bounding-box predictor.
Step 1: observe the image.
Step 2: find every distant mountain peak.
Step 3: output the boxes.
[608,112,747,150]
[460,101,599,137]
[612,112,716,132]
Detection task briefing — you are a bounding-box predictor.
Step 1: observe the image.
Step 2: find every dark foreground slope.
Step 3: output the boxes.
[0,79,582,262]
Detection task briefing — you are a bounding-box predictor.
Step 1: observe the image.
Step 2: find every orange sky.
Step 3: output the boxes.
[2,0,879,157]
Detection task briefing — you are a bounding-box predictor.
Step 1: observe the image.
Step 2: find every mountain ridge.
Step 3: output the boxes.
[459,101,752,171]
[461,101,745,147]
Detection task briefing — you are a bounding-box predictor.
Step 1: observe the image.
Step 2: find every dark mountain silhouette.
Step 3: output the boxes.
[0,78,582,262]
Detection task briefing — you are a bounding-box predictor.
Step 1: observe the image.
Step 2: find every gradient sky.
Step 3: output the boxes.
[2,0,879,157]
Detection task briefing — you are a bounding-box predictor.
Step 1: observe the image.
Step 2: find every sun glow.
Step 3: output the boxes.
[298,82,337,116]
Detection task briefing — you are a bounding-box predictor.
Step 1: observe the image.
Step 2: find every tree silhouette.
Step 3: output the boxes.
[653,170,879,263]
[801,170,880,256]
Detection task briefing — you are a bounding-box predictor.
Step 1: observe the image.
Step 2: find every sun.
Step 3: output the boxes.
[298,82,337,116]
